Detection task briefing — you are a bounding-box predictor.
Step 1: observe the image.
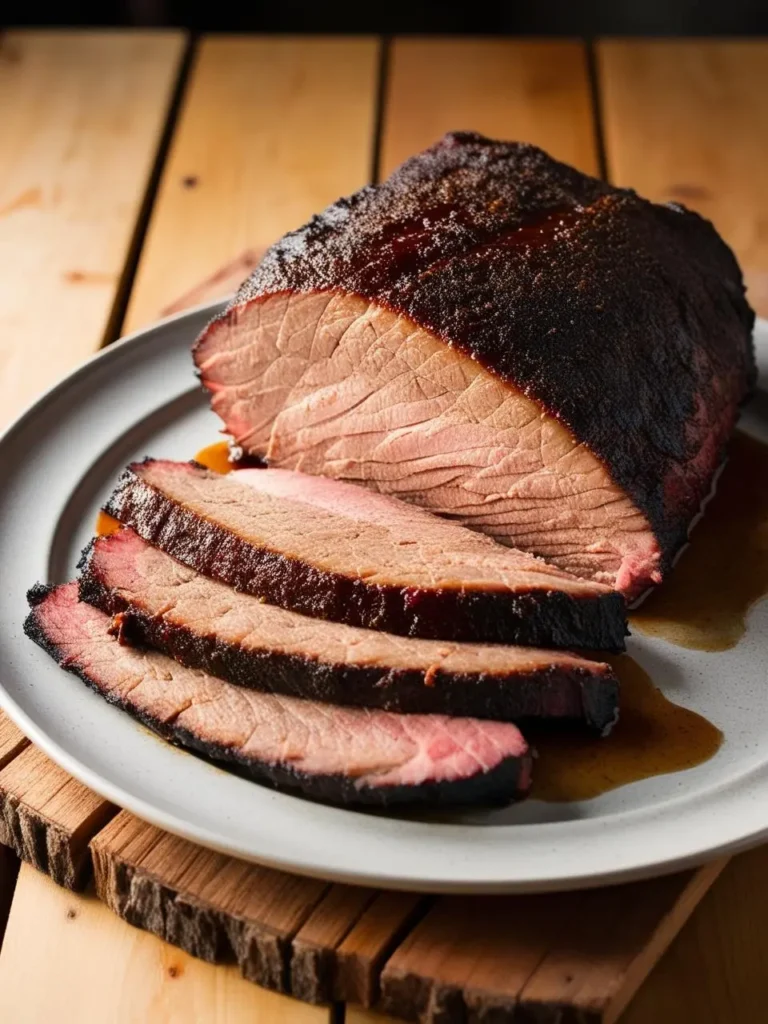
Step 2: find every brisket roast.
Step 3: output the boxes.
[80,528,620,732]
[194,131,755,600]
[25,583,532,806]
[104,459,627,650]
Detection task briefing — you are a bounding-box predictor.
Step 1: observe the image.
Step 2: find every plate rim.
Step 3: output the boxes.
[0,306,766,894]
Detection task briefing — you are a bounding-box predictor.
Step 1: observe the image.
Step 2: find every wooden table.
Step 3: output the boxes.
[0,31,767,1023]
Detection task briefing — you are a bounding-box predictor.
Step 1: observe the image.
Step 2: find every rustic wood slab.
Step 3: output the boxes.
[322,890,428,1006]
[91,813,330,992]
[0,747,116,890]
[380,38,599,178]
[0,864,330,1024]
[377,861,725,1024]
[598,39,768,317]
[87,814,728,1022]
[123,35,380,333]
[0,717,28,776]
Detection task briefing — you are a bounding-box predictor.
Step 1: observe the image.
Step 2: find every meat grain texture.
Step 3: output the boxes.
[25,583,532,806]
[195,131,755,600]
[103,458,627,650]
[80,528,620,732]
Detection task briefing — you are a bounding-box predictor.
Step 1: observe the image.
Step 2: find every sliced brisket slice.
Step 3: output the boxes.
[104,459,627,651]
[25,583,532,806]
[193,132,755,600]
[79,529,620,733]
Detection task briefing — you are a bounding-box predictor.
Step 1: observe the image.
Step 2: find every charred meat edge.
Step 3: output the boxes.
[103,460,628,652]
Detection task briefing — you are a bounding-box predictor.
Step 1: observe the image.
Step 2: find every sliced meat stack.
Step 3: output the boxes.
[25,583,532,806]
[194,131,755,600]
[103,459,627,651]
[79,528,620,733]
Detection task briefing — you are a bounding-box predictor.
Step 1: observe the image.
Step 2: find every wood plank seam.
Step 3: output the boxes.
[105,34,196,345]
[333,893,433,1008]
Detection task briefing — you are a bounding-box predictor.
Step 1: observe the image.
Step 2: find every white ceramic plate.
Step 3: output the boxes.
[0,303,766,894]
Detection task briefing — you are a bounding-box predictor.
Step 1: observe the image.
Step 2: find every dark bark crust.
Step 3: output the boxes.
[24,592,531,808]
[103,461,628,652]
[198,131,756,571]
[78,542,620,734]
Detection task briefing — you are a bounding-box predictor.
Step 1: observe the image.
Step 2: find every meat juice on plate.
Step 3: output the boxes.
[632,430,768,652]
[96,435,766,805]
[530,657,722,802]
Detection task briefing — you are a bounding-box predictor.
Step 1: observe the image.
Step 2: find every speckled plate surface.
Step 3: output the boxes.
[0,304,766,893]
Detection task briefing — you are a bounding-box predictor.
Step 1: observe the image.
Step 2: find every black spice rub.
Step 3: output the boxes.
[194,131,755,600]
[79,528,620,734]
[103,459,627,652]
[25,583,532,807]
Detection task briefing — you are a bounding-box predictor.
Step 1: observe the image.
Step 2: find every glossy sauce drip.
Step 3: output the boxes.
[95,510,121,537]
[194,440,265,474]
[531,655,722,802]
[96,441,262,535]
[632,431,768,651]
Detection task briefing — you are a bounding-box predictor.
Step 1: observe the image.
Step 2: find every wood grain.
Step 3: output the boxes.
[91,813,330,992]
[380,38,598,179]
[620,846,768,1024]
[335,892,428,1007]
[598,39,768,316]
[0,863,330,1024]
[123,35,380,333]
[0,717,28,774]
[379,861,725,1023]
[0,30,185,422]
[0,746,116,889]
[291,884,378,1003]
[291,887,427,1006]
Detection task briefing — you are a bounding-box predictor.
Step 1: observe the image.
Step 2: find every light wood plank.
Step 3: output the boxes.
[380,38,598,179]
[0,864,329,1024]
[0,30,185,421]
[0,746,115,888]
[598,39,768,316]
[123,35,380,333]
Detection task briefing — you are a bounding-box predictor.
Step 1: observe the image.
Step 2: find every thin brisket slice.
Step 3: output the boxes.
[24,583,532,806]
[104,460,627,651]
[79,529,620,733]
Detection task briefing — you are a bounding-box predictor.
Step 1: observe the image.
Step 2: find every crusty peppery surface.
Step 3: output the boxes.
[103,459,627,651]
[24,583,532,807]
[79,528,620,733]
[195,131,755,595]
